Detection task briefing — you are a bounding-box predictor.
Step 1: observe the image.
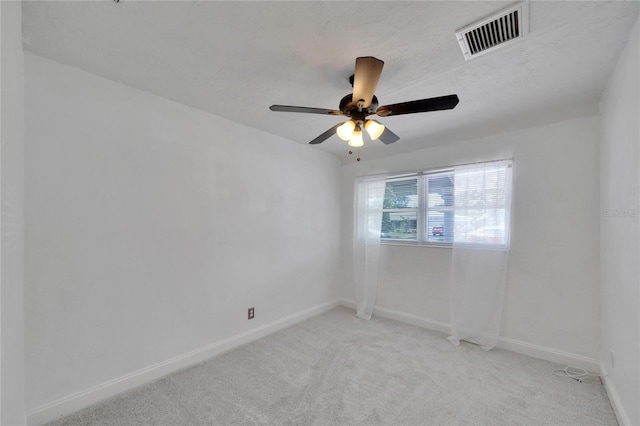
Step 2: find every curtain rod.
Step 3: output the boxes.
[358,157,514,180]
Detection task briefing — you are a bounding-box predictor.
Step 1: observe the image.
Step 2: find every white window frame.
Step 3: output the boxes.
[376,161,511,248]
[423,169,455,246]
[381,175,420,243]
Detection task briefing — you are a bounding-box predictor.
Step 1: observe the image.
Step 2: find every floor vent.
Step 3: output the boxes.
[455,2,529,60]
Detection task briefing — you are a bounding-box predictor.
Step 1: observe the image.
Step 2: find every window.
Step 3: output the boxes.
[426,171,454,243]
[382,177,418,240]
[378,160,512,248]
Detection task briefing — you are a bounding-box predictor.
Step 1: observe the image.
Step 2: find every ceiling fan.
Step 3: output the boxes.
[269,56,459,149]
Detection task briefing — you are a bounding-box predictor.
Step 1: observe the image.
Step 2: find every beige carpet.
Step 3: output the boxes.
[47,306,616,425]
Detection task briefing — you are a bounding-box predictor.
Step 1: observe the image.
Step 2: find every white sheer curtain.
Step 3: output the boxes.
[448,160,513,350]
[353,175,386,320]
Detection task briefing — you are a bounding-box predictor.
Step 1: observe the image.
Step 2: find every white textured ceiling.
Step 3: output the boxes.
[22,1,639,162]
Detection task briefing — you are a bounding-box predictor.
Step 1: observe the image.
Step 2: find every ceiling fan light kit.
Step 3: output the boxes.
[364,120,385,140]
[348,127,364,148]
[269,56,459,158]
[337,120,356,141]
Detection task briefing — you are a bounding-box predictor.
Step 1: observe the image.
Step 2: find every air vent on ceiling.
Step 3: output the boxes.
[455,2,529,60]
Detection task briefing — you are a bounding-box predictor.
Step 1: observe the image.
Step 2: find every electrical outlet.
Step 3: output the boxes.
[610,350,615,368]
[248,307,254,320]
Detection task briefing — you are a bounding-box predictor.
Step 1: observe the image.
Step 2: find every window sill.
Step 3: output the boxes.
[378,240,509,251]
[380,240,453,249]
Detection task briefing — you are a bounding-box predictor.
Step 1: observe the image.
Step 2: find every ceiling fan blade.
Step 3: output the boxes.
[352,57,384,109]
[378,127,400,145]
[270,105,344,116]
[376,94,459,117]
[309,123,342,145]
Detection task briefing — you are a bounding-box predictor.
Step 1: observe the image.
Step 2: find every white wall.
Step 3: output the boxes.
[0,1,26,424]
[24,54,341,417]
[599,16,639,426]
[340,115,601,362]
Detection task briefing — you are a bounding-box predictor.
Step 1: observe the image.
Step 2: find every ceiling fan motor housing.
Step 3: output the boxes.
[339,94,379,121]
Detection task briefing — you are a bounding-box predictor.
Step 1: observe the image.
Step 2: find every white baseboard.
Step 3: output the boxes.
[339,299,600,373]
[600,364,632,426]
[340,299,452,334]
[26,299,342,426]
[495,336,600,373]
